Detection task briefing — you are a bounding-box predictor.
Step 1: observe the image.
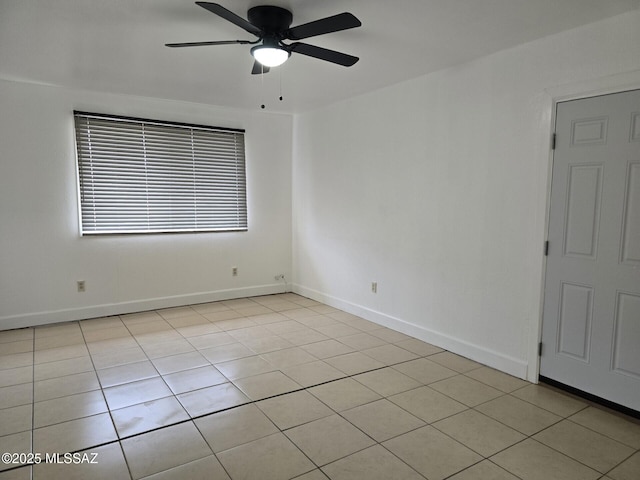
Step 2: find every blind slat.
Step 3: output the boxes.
[75,112,247,234]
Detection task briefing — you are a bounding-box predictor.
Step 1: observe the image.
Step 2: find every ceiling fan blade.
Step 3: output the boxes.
[286,12,361,40]
[165,40,252,48]
[251,61,270,75]
[195,2,262,37]
[289,42,359,67]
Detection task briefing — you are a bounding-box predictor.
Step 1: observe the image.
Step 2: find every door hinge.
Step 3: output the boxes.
[538,342,543,356]
[544,241,549,256]
[551,133,557,150]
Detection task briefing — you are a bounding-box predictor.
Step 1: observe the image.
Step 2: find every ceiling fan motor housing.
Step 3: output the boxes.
[247,6,293,37]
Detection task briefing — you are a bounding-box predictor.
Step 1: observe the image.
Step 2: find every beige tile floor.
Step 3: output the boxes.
[0,293,639,480]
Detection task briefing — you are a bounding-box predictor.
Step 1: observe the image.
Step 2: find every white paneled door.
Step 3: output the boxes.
[541,89,640,412]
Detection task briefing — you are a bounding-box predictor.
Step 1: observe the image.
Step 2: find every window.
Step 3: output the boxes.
[74,111,247,235]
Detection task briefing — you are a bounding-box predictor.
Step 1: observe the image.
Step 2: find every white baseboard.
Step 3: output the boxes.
[2,282,529,381]
[0,283,290,330]
[293,283,529,380]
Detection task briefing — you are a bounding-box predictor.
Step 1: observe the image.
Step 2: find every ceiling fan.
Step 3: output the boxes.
[166,2,361,74]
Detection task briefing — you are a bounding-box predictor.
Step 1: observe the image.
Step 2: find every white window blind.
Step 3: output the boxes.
[74,111,247,235]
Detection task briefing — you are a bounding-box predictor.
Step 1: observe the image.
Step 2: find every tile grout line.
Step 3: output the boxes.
[30,325,35,478]
[78,317,135,480]
[563,412,640,450]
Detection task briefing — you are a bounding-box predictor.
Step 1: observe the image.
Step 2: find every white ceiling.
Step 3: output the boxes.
[1,0,639,113]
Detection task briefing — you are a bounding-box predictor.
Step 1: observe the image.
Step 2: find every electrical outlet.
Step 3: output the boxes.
[371,282,377,293]
[232,267,238,277]
[77,280,86,293]
[274,274,285,281]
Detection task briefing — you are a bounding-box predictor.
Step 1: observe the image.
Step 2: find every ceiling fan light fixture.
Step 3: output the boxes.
[251,45,289,67]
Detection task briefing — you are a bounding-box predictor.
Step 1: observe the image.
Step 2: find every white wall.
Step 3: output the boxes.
[0,80,292,329]
[292,10,640,380]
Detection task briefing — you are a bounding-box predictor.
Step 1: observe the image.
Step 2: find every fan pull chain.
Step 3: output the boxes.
[260,64,266,109]
[258,66,285,109]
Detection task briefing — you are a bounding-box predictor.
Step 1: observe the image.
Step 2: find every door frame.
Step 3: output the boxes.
[532,71,640,384]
